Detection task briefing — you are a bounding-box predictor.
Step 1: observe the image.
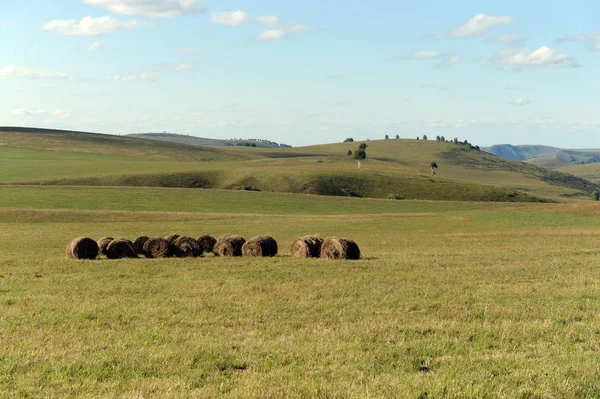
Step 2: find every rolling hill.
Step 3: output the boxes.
[485,143,600,169]
[128,133,291,149]
[1,127,598,202]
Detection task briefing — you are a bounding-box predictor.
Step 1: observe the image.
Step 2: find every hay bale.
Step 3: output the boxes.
[242,235,278,257]
[67,237,99,260]
[165,234,181,244]
[173,236,203,258]
[133,236,149,255]
[214,235,246,257]
[106,238,137,259]
[142,237,171,258]
[290,235,323,258]
[320,237,360,260]
[97,237,114,256]
[197,235,217,254]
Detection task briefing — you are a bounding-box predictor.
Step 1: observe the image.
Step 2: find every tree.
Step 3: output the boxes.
[417,137,420,140]
[353,146,367,168]
[430,161,438,176]
[440,136,445,142]
[385,134,389,140]
[423,135,428,140]
[453,137,459,144]
[395,134,400,139]
[344,138,354,142]
[594,191,600,201]
[436,136,441,141]
[347,150,353,156]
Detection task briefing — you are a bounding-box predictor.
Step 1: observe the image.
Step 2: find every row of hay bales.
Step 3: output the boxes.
[67,234,360,261]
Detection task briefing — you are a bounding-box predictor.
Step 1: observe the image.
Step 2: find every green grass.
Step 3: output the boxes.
[2,130,597,202]
[3,188,600,397]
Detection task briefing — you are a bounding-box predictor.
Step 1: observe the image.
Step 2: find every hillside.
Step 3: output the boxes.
[485,143,600,169]
[1,127,599,202]
[128,133,291,149]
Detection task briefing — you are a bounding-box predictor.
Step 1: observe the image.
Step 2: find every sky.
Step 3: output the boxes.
[1,0,599,147]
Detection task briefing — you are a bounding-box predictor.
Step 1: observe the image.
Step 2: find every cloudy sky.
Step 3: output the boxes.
[1,0,599,147]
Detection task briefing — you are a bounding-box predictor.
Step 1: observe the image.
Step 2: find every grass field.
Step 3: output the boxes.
[3,184,600,397]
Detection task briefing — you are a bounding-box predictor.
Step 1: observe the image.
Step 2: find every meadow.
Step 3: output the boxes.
[2,185,600,398]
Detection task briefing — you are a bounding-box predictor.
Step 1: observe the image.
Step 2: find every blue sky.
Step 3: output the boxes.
[1,0,599,147]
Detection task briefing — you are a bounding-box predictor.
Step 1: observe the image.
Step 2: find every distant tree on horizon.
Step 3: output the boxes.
[395,134,400,139]
[423,135,428,140]
[385,134,389,140]
[344,138,354,143]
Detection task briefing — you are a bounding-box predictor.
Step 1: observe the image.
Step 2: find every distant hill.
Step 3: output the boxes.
[2,127,599,202]
[485,144,600,169]
[128,133,292,149]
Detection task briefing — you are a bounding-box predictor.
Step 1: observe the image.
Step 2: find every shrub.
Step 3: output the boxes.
[344,138,354,142]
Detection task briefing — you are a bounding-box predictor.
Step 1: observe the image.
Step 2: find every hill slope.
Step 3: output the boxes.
[485,143,600,169]
[128,133,291,148]
[1,128,598,202]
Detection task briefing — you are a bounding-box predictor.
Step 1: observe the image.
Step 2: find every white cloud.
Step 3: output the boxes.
[254,29,287,41]
[256,15,279,27]
[11,108,71,118]
[510,97,531,106]
[42,16,148,36]
[106,71,157,81]
[0,65,68,80]
[425,119,449,128]
[488,33,525,44]
[83,0,205,18]
[409,50,442,60]
[557,32,600,52]
[175,64,193,71]
[433,14,515,38]
[211,10,249,26]
[87,41,104,50]
[407,51,461,69]
[485,46,579,70]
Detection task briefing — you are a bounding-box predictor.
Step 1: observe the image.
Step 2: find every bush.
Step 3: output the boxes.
[395,134,400,139]
[386,194,404,200]
[593,191,600,201]
[344,138,354,143]
[385,134,389,140]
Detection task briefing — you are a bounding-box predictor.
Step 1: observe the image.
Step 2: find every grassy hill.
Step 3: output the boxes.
[128,133,291,148]
[1,128,598,202]
[485,143,600,170]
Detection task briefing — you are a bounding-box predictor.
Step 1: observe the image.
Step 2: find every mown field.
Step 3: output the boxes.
[3,185,600,398]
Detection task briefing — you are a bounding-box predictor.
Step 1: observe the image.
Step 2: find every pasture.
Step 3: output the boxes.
[2,186,600,398]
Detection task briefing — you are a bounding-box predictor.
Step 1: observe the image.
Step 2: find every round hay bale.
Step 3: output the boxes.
[242,235,278,257]
[165,234,181,244]
[142,237,171,258]
[320,237,360,260]
[66,237,99,260]
[133,236,149,255]
[106,238,137,259]
[290,235,323,258]
[197,235,217,254]
[173,236,203,258]
[97,237,114,256]
[214,235,246,257]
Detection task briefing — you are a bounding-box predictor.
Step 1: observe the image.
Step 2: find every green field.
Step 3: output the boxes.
[3,129,600,397]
